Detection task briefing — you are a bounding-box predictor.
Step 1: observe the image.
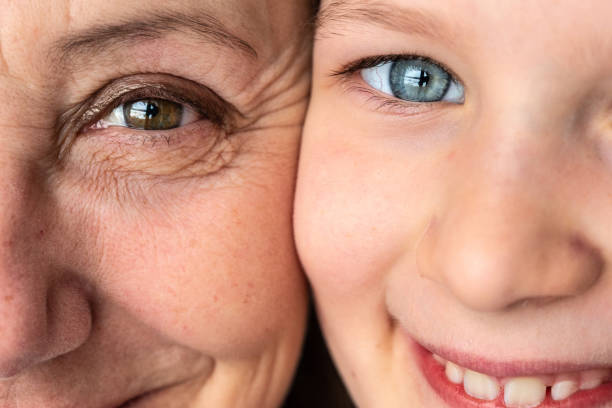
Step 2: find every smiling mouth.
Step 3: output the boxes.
[412,342,612,408]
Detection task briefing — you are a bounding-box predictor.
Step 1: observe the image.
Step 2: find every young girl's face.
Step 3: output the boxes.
[295,1,612,407]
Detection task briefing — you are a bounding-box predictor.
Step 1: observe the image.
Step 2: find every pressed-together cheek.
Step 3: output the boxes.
[296,95,451,298]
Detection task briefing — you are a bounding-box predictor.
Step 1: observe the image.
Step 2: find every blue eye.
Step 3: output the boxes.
[361,57,464,103]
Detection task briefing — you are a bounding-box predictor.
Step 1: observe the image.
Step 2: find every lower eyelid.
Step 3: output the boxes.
[65,120,238,186]
[79,120,226,159]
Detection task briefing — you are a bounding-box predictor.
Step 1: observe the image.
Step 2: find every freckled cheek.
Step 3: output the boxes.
[77,185,304,358]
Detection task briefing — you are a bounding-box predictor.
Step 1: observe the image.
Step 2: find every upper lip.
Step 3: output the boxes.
[419,341,611,378]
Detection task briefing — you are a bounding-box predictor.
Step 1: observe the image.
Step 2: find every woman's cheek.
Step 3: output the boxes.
[50,140,305,359]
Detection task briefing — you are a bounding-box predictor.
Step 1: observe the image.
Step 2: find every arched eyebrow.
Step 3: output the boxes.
[52,9,257,66]
[316,0,455,45]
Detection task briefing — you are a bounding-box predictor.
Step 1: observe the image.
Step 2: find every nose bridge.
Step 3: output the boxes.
[0,155,51,376]
[419,115,603,312]
[0,148,92,378]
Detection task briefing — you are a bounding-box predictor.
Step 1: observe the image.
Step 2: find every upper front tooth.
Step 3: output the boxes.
[504,377,546,408]
[445,361,464,384]
[463,369,500,400]
[551,379,578,401]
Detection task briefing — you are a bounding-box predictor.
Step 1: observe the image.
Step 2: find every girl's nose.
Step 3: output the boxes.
[417,118,604,312]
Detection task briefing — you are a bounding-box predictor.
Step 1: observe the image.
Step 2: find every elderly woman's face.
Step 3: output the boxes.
[0,1,309,406]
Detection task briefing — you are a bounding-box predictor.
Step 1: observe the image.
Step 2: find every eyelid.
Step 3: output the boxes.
[331,54,465,113]
[86,80,226,130]
[332,54,462,85]
[55,74,241,160]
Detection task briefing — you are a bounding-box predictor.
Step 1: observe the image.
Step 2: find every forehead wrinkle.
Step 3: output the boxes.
[50,8,257,69]
[316,0,457,45]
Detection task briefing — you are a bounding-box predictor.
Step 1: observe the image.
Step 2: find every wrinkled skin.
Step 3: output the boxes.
[0,1,310,407]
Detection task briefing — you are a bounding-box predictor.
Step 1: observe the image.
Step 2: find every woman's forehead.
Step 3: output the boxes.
[0,0,311,65]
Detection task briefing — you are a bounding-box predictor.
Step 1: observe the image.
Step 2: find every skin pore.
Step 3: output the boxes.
[296,0,612,407]
[0,1,310,407]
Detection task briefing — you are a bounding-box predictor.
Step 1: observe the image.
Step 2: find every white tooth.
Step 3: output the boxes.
[551,380,578,401]
[463,369,500,400]
[433,354,447,365]
[445,361,464,384]
[503,377,546,408]
[580,369,608,390]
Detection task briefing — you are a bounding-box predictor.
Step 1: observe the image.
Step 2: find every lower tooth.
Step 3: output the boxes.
[463,370,500,400]
[504,377,546,408]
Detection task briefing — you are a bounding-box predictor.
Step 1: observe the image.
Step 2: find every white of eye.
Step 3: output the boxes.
[361,61,465,103]
[362,62,394,95]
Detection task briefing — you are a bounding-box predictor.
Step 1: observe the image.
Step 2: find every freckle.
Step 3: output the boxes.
[4,295,13,302]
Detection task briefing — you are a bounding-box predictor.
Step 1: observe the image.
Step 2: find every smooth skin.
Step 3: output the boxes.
[0,1,311,407]
[296,0,612,406]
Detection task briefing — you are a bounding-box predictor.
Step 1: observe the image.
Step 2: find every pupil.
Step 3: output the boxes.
[418,70,429,87]
[145,102,159,119]
[409,69,429,88]
[406,69,429,88]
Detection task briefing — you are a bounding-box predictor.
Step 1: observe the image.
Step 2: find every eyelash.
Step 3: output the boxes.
[55,74,237,158]
[331,54,463,115]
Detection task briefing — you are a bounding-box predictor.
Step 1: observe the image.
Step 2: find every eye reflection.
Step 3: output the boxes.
[96,98,200,130]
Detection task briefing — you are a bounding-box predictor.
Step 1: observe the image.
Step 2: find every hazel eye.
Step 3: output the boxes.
[95,98,201,130]
[361,57,464,103]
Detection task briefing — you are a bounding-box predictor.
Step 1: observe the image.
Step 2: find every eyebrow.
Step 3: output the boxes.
[53,9,258,65]
[316,0,455,44]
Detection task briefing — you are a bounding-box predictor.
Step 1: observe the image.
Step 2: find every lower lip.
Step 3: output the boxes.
[412,341,612,408]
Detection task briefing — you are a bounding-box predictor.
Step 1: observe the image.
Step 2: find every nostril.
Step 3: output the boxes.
[44,279,93,360]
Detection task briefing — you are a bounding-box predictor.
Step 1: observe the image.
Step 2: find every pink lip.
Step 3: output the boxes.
[417,340,610,378]
[412,341,612,408]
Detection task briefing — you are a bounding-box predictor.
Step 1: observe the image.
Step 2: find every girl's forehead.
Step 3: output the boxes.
[317,0,612,46]
[315,0,612,86]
